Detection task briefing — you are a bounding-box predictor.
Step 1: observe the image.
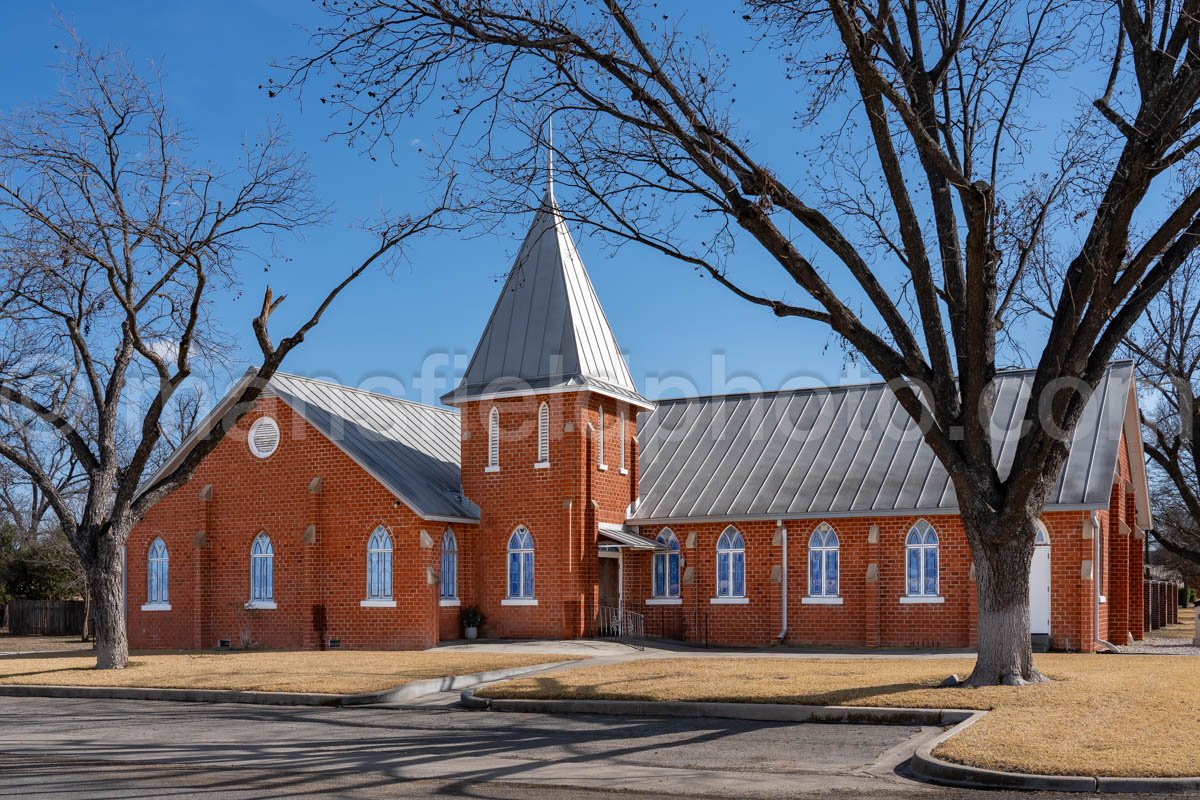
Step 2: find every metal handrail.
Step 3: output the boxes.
[597,605,645,650]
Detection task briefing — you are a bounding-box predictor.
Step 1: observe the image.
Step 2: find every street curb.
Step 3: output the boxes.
[466,691,1200,794]
[0,660,576,709]
[458,689,974,726]
[0,683,343,706]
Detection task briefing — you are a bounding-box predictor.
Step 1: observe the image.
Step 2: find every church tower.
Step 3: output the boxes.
[443,167,651,639]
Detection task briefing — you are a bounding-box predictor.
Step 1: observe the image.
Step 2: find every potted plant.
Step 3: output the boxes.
[461,606,484,640]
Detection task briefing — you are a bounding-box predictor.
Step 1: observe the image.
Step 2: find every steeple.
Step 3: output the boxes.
[444,135,649,410]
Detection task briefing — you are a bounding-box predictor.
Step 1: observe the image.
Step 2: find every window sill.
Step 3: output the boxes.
[484,465,500,473]
[534,461,551,470]
[439,598,461,607]
[802,596,843,605]
[619,468,629,475]
[899,595,944,604]
[244,601,276,610]
[360,599,396,608]
[140,603,171,612]
[501,597,538,606]
[598,464,608,471]
[1099,595,1107,604]
[646,597,682,606]
[710,596,749,605]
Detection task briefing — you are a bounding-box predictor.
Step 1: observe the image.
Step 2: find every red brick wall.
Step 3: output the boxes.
[128,396,449,651]
[623,509,1118,651]
[456,390,638,640]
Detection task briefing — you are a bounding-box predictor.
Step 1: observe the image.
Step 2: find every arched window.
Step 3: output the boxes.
[807,523,840,597]
[507,526,535,599]
[487,407,500,470]
[441,528,458,600]
[537,402,550,465]
[905,521,940,597]
[366,527,393,600]
[653,528,681,598]
[146,538,169,606]
[598,410,606,468]
[1034,521,1050,546]
[250,533,274,605]
[716,526,746,598]
[619,411,627,472]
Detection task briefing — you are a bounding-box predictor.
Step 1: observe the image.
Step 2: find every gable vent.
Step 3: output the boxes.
[248,416,280,459]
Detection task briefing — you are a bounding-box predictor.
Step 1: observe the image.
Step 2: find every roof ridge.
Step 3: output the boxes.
[272,371,460,416]
[647,361,1135,406]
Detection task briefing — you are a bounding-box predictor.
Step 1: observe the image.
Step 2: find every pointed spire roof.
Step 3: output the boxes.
[444,185,650,409]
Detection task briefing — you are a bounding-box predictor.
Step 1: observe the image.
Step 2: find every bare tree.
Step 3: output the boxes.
[280,0,1200,685]
[1128,260,1200,566]
[0,38,450,669]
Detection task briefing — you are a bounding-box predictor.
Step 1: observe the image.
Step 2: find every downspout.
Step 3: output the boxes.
[776,519,788,643]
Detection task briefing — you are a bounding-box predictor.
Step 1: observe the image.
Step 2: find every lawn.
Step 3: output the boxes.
[0,650,573,695]
[479,653,1200,778]
[1155,606,1195,640]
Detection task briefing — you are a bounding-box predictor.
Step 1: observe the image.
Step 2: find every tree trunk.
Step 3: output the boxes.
[80,579,92,643]
[86,534,128,669]
[962,512,1047,686]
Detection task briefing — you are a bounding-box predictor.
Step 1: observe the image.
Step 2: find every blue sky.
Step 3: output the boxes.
[2,2,1065,407]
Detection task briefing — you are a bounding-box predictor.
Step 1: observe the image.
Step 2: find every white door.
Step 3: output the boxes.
[1029,544,1051,635]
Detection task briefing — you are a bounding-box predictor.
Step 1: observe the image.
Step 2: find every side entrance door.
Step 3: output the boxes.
[1029,527,1051,636]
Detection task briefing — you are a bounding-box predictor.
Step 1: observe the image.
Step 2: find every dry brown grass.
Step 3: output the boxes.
[0,635,92,654]
[1154,606,1196,640]
[0,650,572,695]
[480,654,1200,777]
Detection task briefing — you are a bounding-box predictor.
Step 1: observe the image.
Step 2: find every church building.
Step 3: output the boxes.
[127,177,1151,653]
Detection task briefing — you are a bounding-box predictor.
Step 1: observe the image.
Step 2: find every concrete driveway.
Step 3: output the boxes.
[0,696,1173,799]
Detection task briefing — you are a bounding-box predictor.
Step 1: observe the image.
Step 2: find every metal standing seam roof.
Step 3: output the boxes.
[442,188,650,409]
[268,373,477,523]
[630,362,1136,524]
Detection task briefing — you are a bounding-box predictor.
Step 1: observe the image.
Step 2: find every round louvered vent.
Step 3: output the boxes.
[247,416,280,459]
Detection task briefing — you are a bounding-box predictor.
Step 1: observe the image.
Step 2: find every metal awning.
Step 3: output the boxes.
[598,523,662,550]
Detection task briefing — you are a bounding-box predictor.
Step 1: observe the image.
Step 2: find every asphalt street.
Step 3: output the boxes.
[0,696,1190,799]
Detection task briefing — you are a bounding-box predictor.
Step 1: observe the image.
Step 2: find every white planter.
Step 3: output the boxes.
[465,626,478,640]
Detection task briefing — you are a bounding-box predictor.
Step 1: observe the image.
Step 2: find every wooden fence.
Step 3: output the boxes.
[4,599,86,636]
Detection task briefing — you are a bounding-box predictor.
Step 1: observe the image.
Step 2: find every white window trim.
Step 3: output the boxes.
[645,597,682,606]
[487,406,500,470]
[534,461,551,469]
[507,526,535,600]
[537,401,550,465]
[244,600,277,610]
[439,598,462,607]
[710,596,749,605]
[598,411,607,469]
[651,529,681,601]
[619,467,629,475]
[905,520,941,598]
[140,602,172,612]
[619,411,626,472]
[807,523,840,599]
[365,527,394,602]
[440,528,458,602]
[801,596,843,605]
[899,595,945,604]
[715,526,746,600]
